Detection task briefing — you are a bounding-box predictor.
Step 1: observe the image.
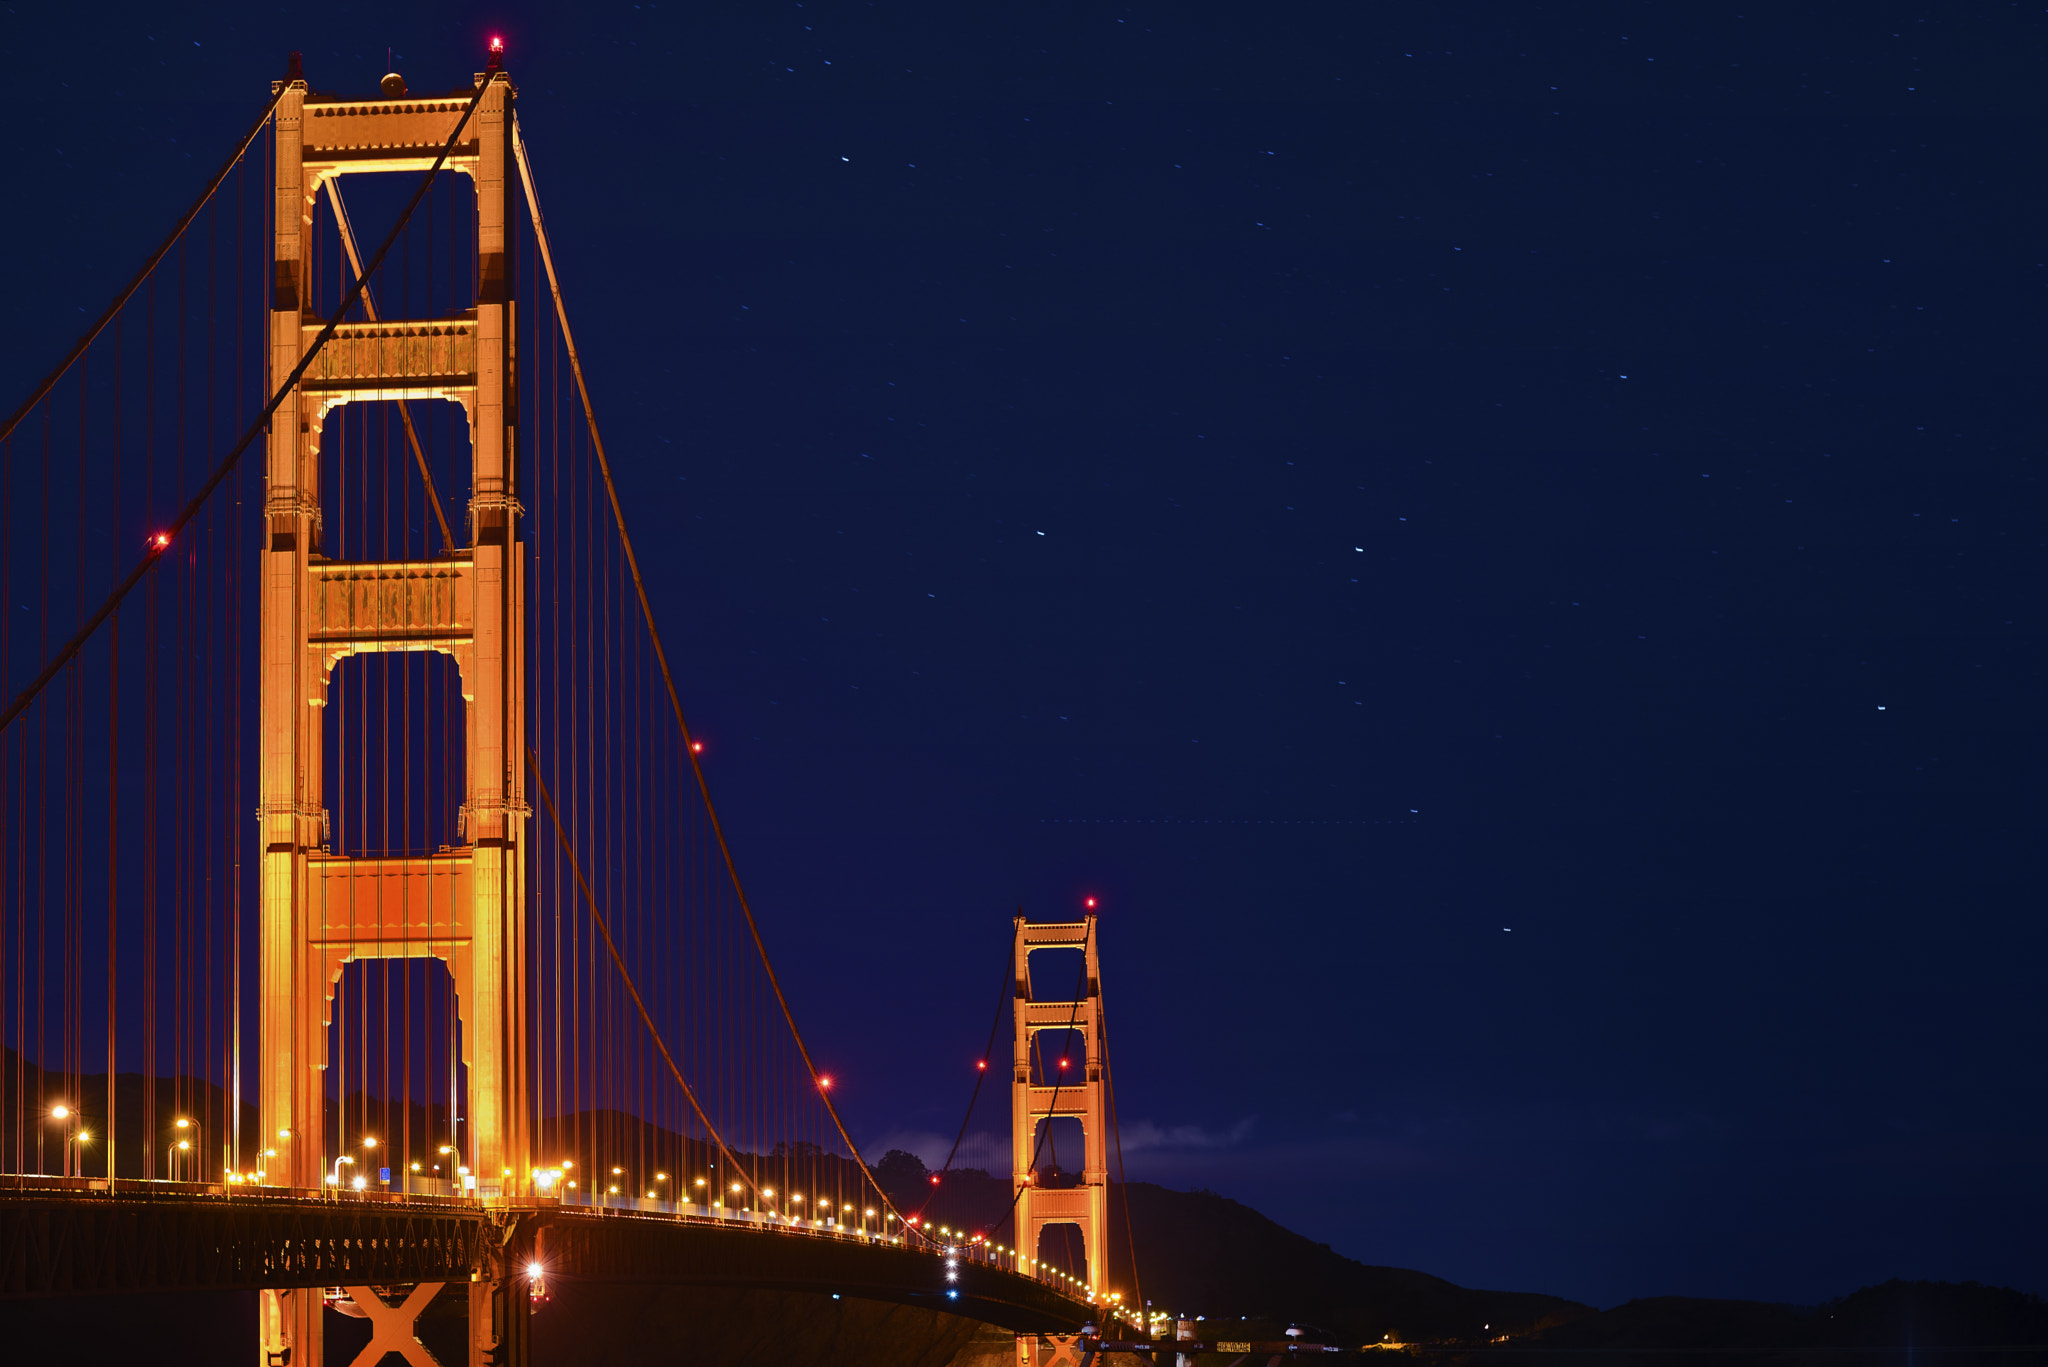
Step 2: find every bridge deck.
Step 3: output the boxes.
[0,1181,1091,1332]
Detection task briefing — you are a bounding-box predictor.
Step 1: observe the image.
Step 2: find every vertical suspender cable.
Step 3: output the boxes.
[105,612,117,1180]
[0,88,284,451]
[107,306,121,1179]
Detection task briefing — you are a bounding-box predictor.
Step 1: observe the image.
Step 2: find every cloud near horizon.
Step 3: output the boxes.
[1117,1116,1259,1153]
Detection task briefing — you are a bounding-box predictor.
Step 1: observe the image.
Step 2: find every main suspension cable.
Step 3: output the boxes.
[920,941,1013,1218]
[1100,975,1144,1316]
[0,85,286,449]
[0,70,492,736]
[514,120,910,1234]
[525,747,753,1196]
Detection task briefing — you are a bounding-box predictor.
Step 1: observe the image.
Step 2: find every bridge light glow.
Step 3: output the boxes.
[351,1176,366,1190]
[1084,897,1097,909]
[153,533,170,549]
[50,1104,69,1120]
[817,1075,833,1090]
[361,1136,378,1148]
[527,1262,544,1279]
[690,741,704,753]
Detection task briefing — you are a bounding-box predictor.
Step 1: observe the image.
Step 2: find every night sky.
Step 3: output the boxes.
[3,0,2042,1312]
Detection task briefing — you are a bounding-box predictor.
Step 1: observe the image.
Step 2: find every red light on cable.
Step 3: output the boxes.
[817,1075,833,1090]
[976,1060,987,1070]
[690,741,705,754]
[929,1173,941,1185]
[1058,1058,1070,1070]
[152,533,171,549]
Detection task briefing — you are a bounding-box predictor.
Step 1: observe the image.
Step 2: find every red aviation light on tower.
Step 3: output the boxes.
[486,35,505,71]
[1083,897,1097,909]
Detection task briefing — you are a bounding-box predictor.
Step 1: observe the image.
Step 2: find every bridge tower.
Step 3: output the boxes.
[256,56,529,1366]
[1011,912,1109,1299]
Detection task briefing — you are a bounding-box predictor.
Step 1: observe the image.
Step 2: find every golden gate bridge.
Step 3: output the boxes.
[0,45,1146,1367]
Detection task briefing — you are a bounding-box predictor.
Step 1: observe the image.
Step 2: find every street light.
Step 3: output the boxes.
[331,1155,355,1189]
[167,1118,200,1181]
[47,1104,89,1177]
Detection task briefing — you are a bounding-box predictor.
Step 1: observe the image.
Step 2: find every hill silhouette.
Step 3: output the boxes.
[1513,1280,2048,1366]
[876,1152,2048,1360]
[873,1150,1589,1344]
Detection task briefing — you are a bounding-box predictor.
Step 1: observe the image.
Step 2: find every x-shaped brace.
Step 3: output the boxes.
[1043,1335,1085,1367]
[341,1283,448,1367]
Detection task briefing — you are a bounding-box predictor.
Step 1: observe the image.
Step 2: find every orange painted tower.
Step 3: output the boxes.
[255,52,528,1367]
[1011,912,1109,1298]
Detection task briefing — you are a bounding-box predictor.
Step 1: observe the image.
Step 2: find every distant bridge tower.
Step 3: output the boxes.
[256,55,528,1367]
[1011,912,1108,1297]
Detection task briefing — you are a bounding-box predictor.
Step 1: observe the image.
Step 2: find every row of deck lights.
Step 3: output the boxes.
[48,1109,1074,1289]
[49,1104,1121,1314]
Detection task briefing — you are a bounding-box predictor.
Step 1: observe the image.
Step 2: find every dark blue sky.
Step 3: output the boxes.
[3,0,2041,1311]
